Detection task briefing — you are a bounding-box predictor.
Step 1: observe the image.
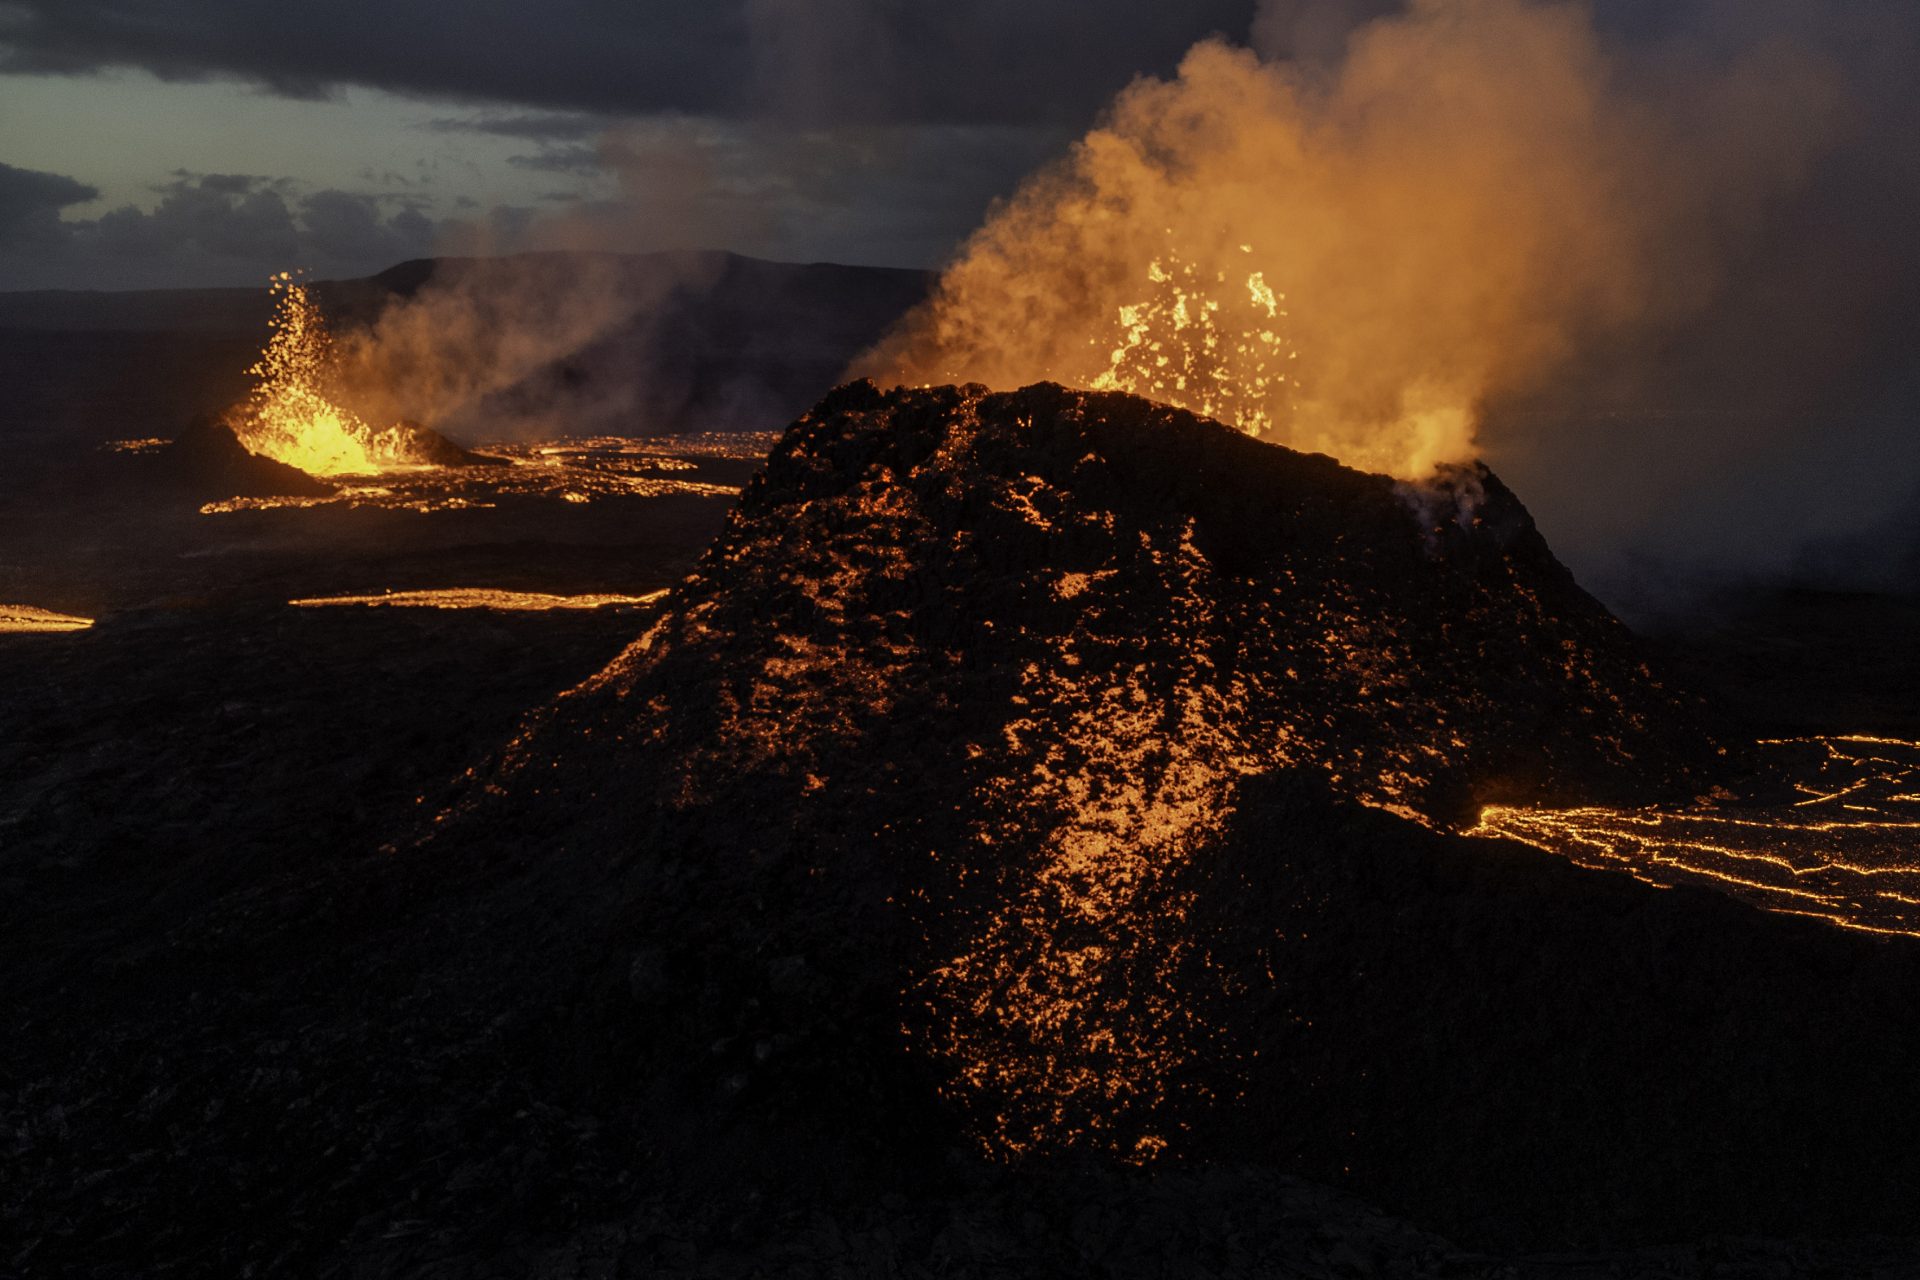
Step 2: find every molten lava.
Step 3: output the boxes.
[1474,735,1920,938]
[194,435,745,515]
[1087,247,1297,439]
[290,588,670,613]
[229,274,416,477]
[0,604,94,634]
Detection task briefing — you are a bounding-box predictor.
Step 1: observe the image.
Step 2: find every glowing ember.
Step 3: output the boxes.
[289,588,670,612]
[0,604,94,634]
[1088,247,1297,438]
[229,273,417,477]
[1474,736,1920,938]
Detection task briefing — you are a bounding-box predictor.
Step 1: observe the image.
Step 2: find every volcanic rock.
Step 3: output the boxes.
[149,414,337,499]
[17,381,1920,1273]
[439,383,1920,1244]
[384,418,509,467]
[488,379,1725,814]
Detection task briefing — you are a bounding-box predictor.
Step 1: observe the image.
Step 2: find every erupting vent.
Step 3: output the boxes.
[229,275,418,476]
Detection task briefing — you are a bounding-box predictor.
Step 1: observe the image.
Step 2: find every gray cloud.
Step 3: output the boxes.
[299,188,433,264]
[0,161,99,246]
[444,118,1062,272]
[426,112,607,141]
[0,169,436,288]
[504,146,604,175]
[90,174,300,262]
[187,171,267,196]
[0,0,1254,127]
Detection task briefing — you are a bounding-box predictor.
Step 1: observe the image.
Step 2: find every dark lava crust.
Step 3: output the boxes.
[10,381,1920,1276]
[489,378,1727,825]
[447,383,1917,1242]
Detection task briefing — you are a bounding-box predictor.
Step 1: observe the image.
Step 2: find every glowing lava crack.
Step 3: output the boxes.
[291,588,670,613]
[1475,735,1920,937]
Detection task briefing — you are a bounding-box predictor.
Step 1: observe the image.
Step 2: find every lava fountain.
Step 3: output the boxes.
[858,0,1836,479]
[229,273,418,477]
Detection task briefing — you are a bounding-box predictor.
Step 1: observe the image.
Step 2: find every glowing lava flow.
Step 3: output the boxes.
[0,605,94,634]
[289,588,670,612]
[198,435,746,515]
[230,274,412,476]
[1089,247,1297,438]
[1473,736,1920,938]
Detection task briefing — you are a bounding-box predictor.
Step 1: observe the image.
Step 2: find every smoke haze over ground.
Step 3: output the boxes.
[326,253,703,441]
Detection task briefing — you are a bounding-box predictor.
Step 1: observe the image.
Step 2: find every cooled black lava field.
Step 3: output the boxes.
[9,371,1920,1278]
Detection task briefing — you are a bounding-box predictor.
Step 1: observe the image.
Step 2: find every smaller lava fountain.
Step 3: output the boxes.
[229,273,430,477]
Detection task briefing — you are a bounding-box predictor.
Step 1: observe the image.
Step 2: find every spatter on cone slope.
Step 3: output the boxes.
[466,379,1725,1161]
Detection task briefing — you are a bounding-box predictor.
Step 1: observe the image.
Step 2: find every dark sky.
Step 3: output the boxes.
[0,0,1258,289]
[3,0,1915,294]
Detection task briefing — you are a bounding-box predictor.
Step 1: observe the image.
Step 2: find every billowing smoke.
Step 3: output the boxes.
[323,251,714,442]
[858,0,1840,480]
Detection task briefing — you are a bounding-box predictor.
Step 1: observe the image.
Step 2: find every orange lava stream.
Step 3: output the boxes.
[918,520,1262,1163]
[289,588,670,613]
[0,604,94,634]
[1473,736,1920,938]
[198,436,745,515]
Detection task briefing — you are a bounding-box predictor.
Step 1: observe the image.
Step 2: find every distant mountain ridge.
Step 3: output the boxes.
[0,249,928,334]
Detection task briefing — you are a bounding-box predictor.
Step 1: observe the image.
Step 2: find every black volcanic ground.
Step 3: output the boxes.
[432,383,1920,1243]
[8,276,1920,1277]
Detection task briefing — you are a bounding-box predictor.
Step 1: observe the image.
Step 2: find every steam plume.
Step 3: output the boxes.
[324,252,714,442]
[858,0,1838,479]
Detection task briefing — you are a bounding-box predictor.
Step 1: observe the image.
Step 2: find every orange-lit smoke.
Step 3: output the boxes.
[859,0,1838,478]
[326,254,689,441]
[230,263,660,474]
